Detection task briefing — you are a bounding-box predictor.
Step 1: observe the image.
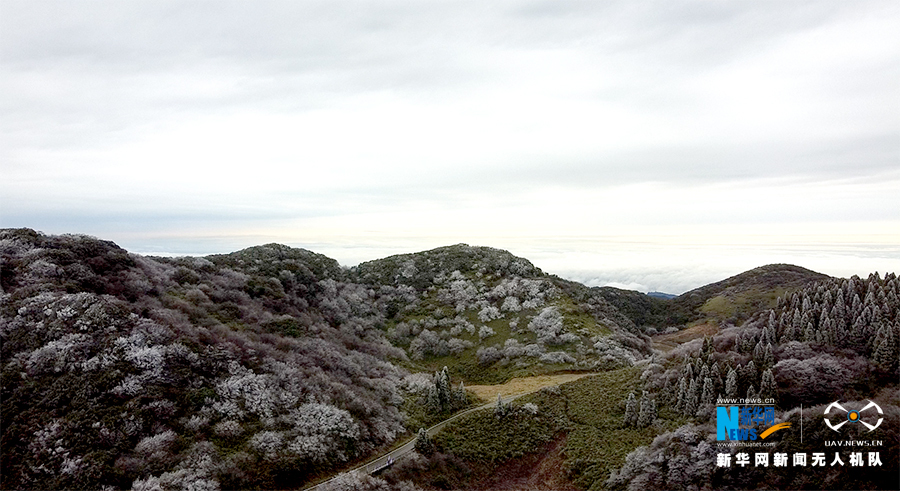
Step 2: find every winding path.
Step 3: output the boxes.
[304,374,593,490]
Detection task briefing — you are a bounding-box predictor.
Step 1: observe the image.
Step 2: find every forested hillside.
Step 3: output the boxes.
[3,228,896,490]
[608,272,900,490]
[374,270,899,490]
[350,244,651,384]
[0,230,410,490]
[0,230,646,490]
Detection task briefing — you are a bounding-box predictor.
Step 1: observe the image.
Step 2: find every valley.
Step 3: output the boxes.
[1,228,897,491]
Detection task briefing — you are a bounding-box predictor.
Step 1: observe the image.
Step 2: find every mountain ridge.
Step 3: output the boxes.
[7,228,887,491]
[1,228,832,332]
[669,263,830,326]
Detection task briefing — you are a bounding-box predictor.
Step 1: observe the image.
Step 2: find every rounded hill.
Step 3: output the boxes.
[670,264,830,325]
[352,244,543,290]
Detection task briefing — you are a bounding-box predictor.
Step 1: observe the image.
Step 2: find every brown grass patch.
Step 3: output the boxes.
[652,321,719,352]
[467,373,594,403]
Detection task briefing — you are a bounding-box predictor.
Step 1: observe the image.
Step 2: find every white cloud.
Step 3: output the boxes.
[2,0,898,291]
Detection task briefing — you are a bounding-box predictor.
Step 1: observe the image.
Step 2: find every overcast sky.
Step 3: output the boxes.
[2,0,898,293]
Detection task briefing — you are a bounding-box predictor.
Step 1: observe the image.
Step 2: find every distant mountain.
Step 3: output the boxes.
[647,291,675,300]
[668,263,830,325]
[208,243,346,281]
[509,265,830,334]
[594,286,674,330]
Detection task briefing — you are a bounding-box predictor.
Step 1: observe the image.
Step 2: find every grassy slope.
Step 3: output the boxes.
[466,373,596,403]
[432,369,684,490]
[669,264,829,326]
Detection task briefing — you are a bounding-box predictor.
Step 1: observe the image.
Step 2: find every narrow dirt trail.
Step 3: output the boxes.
[304,372,597,490]
[466,372,596,402]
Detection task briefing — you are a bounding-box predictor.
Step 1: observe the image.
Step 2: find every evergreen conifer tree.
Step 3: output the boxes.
[675,376,687,411]
[624,392,638,427]
[637,393,656,428]
[763,343,775,369]
[426,384,441,414]
[752,341,764,364]
[819,308,830,330]
[684,379,699,416]
[415,428,434,456]
[725,367,738,399]
[852,294,862,316]
[873,328,897,371]
[700,376,715,406]
[711,362,722,392]
[740,334,754,354]
[495,393,507,418]
[766,311,777,344]
[760,368,776,402]
[436,366,451,411]
[804,322,815,342]
[660,377,673,406]
[744,360,756,382]
[454,381,467,407]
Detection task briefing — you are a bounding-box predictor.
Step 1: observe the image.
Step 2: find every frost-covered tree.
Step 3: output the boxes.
[741,361,757,389]
[675,376,687,411]
[683,378,699,416]
[593,337,636,368]
[623,392,638,427]
[725,368,738,399]
[495,393,508,418]
[759,369,776,402]
[700,376,715,407]
[637,394,656,428]
[872,326,897,371]
[478,325,495,341]
[500,296,521,312]
[762,343,775,369]
[425,367,457,414]
[318,471,422,491]
[528,307,566,345]
[454,381,467,406]
[477,306,502,323]
[414,428,434,456]
[476,346,503,365]
[539,351,576,364]
[409,329,450,359]
[752,341,764,364]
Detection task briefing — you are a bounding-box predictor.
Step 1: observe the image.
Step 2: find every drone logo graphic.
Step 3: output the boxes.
[823,400,883,432]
